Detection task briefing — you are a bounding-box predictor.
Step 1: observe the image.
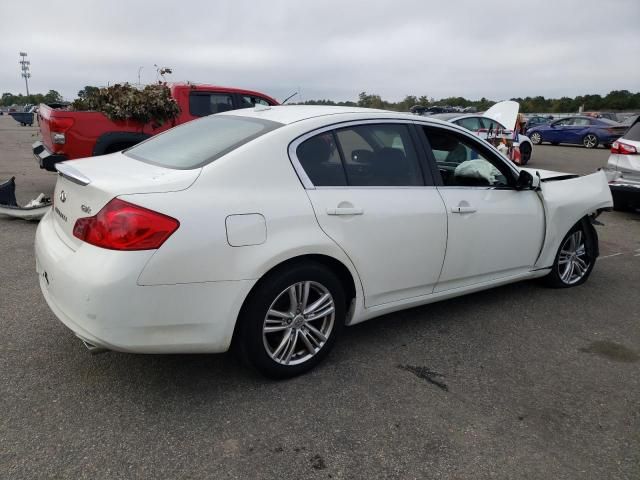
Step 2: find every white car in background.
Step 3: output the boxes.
[35,106,612,378]
[604,117,640,210]
[430,101,534,165]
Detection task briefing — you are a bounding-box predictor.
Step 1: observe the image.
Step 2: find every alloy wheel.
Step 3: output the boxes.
[262,281,335,366]
[557,230,591,285]
[531,132,542,145]
[583,134,598,148]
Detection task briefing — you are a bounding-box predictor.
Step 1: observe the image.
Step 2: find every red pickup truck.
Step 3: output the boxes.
[32,83,278,171]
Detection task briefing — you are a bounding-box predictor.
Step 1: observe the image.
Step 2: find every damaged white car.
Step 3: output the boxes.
[35,106,613,378]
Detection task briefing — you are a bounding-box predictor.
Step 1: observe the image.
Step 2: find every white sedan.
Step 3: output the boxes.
[35,106,613,378]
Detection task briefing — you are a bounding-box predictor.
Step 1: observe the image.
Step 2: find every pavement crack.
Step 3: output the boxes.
[397,364,448,391]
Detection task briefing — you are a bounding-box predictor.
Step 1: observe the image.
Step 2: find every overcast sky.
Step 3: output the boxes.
[2,0,639,102]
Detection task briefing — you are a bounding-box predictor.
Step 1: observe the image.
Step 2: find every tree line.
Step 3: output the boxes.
[1,90,64,107]
[299,90,640,113]
[3,87,639,113]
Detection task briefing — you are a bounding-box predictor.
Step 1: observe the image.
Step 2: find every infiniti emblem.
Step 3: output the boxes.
[59,190,67,203]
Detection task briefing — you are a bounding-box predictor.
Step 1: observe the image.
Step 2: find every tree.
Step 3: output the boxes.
[77,86,99,99]
[43,90,63,104]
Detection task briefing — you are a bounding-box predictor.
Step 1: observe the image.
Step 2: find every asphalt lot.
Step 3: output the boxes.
[1,115,639,479]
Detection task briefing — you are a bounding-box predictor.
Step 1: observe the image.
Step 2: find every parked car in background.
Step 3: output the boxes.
[603,116,640,210]
[526,116,627,149]
[524,115,552,131]
[582,112,619,122]
[35,106,612,378]
[32,83,278,171]
[431,101,533,164]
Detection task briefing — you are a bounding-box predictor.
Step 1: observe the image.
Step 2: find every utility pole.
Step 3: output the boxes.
[19,52,31,96]
[138,66,144,85]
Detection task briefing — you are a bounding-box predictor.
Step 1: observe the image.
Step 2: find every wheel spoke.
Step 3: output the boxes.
[304,323,327,344]
[574,256,589,271]
[282,330,299,364]
[264,324,291,333]
[305,305,335,322]
[304,293,332,315]
[299,329,316,354]
[301,281,310,311]
[267,309,292,320]
[272,329,292,359]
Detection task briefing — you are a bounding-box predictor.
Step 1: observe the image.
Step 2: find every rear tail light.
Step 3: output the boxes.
[610,141,637,155]
[50,117,74,145]
[73,198,179,250]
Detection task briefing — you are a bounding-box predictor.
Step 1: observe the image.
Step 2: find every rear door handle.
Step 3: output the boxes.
[451,206,477,214]
[327,207,364,216]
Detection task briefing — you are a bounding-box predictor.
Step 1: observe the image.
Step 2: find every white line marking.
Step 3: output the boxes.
[599,253,623,259]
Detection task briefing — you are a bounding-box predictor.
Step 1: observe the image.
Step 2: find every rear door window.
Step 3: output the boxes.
[189,92,235,116]
[335,124,424,187]
[296,132,347,186]
[295,124,426,187]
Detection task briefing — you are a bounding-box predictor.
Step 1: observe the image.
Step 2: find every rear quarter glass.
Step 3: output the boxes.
[125,115,283,170]
[623,121,640,142]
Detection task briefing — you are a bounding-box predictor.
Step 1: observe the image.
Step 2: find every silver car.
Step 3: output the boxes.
[604,117,640,210]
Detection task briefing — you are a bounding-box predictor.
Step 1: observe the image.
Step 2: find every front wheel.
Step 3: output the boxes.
[530,132,542,145]
[544,222,596,288]
[237,262,345,378]
[583,134,599,149]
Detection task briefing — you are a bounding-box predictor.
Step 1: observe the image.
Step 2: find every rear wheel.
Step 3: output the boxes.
[583,134,599,149]
[237,262,345,378]
[530,132,542,145]
[544,222,596,288]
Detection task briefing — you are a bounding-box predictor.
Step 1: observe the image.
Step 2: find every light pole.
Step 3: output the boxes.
[19,52,31,97]
[138,66,144,85]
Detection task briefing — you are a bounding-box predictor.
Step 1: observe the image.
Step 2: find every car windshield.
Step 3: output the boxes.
[125,115,283,169]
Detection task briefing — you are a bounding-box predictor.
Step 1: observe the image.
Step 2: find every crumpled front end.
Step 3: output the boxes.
[535,170,613,269]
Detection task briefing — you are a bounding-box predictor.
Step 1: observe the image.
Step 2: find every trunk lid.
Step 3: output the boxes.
[52,153,200,250]
[483,100,519,129]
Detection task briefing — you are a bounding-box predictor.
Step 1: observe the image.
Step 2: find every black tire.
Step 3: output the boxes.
[544,220,597,288]
[530,132,543,145]
[519,142,532,165]
[583,133,599,149]
[237,262,345,379]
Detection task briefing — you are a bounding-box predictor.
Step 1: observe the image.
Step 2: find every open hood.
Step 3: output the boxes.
[483,100,519,129]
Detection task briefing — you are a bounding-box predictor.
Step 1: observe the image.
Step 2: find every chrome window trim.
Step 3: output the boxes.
[288,119,425,190]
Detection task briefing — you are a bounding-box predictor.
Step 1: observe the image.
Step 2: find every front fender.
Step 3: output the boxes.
[535,170,612,268]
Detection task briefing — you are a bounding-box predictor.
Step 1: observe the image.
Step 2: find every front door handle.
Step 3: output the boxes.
[327,207,364,216]
[451,205,477,214]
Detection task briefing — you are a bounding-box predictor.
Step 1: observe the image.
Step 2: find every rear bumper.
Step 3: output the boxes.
[35,210,255,353]
[32,141,68,171]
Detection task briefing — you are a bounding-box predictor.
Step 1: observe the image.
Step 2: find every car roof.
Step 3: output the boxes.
[219,105,442,125]
[429,113,464,121]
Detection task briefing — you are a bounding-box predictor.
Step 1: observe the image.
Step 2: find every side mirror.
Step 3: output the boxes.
[515,170,541,191]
